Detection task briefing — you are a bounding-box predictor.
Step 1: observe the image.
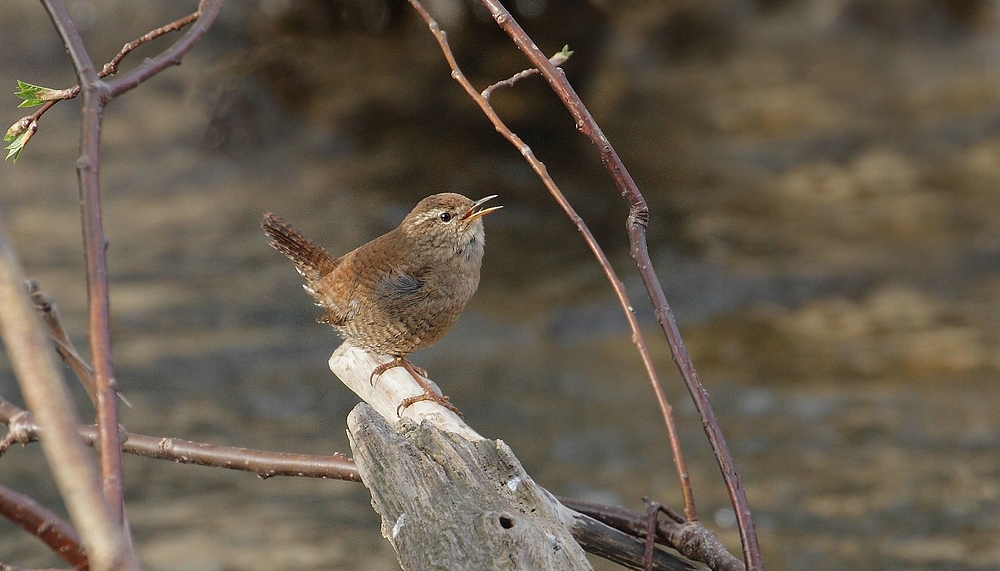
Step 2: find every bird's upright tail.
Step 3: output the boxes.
[262,213,338,293]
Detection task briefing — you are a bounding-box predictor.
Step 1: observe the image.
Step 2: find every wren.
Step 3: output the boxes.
[262,193,501,415]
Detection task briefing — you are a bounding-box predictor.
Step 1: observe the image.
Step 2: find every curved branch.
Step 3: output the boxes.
[5,6,213,148]
[473,2,763,569]
[407,0,699,529]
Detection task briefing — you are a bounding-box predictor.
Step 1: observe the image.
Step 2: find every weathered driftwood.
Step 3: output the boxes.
[331,343,698,571]
[347,403,592,569]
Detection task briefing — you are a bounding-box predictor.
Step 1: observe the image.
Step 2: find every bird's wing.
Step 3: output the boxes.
[314,252,428,327]
[376,270,423,300]
[372,264,432,315]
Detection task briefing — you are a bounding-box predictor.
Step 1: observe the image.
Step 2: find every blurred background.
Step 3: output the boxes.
[1,0,999,569]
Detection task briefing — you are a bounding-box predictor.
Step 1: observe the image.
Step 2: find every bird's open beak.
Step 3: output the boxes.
[461,195,502,222]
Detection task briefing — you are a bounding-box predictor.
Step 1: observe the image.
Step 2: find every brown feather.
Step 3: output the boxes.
[262,213,338,291]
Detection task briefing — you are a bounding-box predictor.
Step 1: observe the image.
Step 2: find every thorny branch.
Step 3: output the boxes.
[26,280,98,406]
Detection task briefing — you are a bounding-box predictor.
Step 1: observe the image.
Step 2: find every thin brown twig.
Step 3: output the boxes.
[481,67,538,101]
[86,429,361,481]
[562,497,672,536]
[26,279,97,406]
[644,497,685,525]
[102,11,201,78]
[41,0,127,534]
[405,0,696,525]
[473,2,763,569]
[644,503,658,571]
[0,483,88,571]
[0,396,361,482]
[481,47,571,100]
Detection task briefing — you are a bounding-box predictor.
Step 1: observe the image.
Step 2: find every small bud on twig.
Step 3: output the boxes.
[481,46,573,100]
[550,45,573,66]
[4,119,37,163]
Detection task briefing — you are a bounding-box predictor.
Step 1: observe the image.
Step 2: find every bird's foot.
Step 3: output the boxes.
[368,356,462,417]
[397,390,463,418]
[369,356,427,386]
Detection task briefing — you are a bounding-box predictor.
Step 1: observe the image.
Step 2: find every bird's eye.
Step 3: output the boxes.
[439,212,452,222]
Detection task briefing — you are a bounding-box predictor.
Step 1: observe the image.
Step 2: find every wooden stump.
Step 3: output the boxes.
[347,403,593,570]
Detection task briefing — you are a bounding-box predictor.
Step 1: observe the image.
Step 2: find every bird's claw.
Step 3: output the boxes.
[396,392,463,418]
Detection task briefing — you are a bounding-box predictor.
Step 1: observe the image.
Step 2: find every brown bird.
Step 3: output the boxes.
[262,193,500,415]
